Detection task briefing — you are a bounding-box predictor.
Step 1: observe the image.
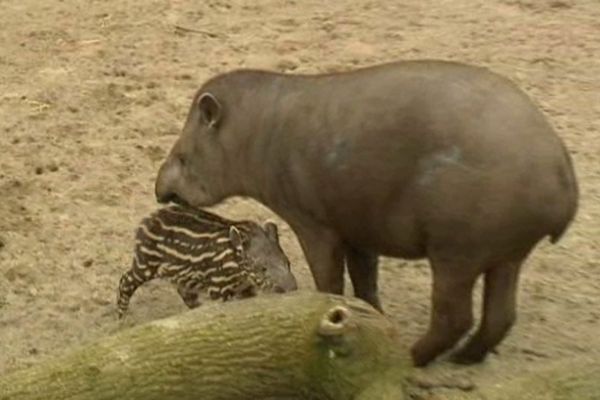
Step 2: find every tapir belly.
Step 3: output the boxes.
[301,130,572,262]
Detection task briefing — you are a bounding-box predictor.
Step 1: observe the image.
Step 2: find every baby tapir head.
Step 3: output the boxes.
[230,220,298,295]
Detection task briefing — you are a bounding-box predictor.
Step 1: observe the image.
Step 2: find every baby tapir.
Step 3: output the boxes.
[116,204,297,318]
[155,60,578,366]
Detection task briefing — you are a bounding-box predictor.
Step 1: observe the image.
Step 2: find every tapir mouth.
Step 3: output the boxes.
[157,192,190,208]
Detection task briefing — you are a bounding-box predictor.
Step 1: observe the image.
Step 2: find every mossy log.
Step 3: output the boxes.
[0,292,412,400]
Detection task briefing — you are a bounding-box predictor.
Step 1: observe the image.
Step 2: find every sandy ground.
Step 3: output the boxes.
[0,0,598,397]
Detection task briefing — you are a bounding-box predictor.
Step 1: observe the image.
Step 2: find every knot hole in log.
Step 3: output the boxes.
[318,305,351,337]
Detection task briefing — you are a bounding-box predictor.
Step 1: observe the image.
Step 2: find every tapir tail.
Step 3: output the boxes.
[549,143,579,244]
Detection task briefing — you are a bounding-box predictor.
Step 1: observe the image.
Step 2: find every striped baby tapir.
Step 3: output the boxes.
[116,204,297,318]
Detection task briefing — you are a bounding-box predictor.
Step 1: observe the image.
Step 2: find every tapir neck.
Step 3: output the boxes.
[229,75,326,225]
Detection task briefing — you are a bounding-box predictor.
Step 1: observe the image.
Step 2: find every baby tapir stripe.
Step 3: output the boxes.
[116,204,297,318]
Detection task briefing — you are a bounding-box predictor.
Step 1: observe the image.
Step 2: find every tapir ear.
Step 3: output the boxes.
[197,92,222,129]
[263,220,279,243]
[229,226,244,250]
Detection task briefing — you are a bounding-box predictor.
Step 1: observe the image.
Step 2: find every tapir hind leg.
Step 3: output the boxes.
[411,257,479,367]
[451,258,523,364]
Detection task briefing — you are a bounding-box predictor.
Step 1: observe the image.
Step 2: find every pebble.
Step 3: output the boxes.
[34,162,59,175]
[277,58,299,71]
[92,294,111,306]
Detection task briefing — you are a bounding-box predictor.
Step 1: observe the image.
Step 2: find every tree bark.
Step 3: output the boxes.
[0,292,411,400]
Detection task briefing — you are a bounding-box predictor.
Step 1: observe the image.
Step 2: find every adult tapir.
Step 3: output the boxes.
[155,60,578,366]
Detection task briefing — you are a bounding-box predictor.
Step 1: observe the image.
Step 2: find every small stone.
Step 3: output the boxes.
[47,162,59,172]
[83,259,94,268]
[34,166,44,175]
[0,237,5,249]
[28,348,39,355]
[549,0,572,8]
[92,294,111,306]
[4,268,18,282]
[276,58,299,71]
[68,303,81,312]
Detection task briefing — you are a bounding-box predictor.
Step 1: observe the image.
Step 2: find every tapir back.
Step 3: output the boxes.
[200,61,579,259]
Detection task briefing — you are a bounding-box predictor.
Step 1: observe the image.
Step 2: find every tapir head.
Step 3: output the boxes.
[155,89,240,208]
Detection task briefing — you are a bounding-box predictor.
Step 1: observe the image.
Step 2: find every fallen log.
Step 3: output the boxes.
[0,291,412,400]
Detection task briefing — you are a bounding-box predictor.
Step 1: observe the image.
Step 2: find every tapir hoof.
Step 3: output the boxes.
[451,342,498,365]
[410,342,438,367]
[450,350,488,365]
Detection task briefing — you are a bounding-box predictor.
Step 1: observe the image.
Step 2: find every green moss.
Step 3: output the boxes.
[0,292,412,400]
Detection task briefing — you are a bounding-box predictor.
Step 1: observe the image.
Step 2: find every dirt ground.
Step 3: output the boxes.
[0,0,598,397]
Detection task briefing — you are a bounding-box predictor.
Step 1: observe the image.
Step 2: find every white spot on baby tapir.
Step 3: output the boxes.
[417,145,465,186]
[212,274,240,284]
[213,248,233,262]
[221,261,238,270]
[156,243,217,263]
[139,245,163,258]
[139,224,163,242]
[157,263,176,276]
[134,254,146,269]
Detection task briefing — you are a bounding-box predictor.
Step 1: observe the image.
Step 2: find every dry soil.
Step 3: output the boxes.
[0,0,599,398]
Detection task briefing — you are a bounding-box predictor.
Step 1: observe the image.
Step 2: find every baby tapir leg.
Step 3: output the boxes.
[176,285,201,309]
[116,259,155,318]
[117,273,144,318]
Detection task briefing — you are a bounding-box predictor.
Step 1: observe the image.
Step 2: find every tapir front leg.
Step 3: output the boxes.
[293,222,345,295]
[346,247,383,313]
